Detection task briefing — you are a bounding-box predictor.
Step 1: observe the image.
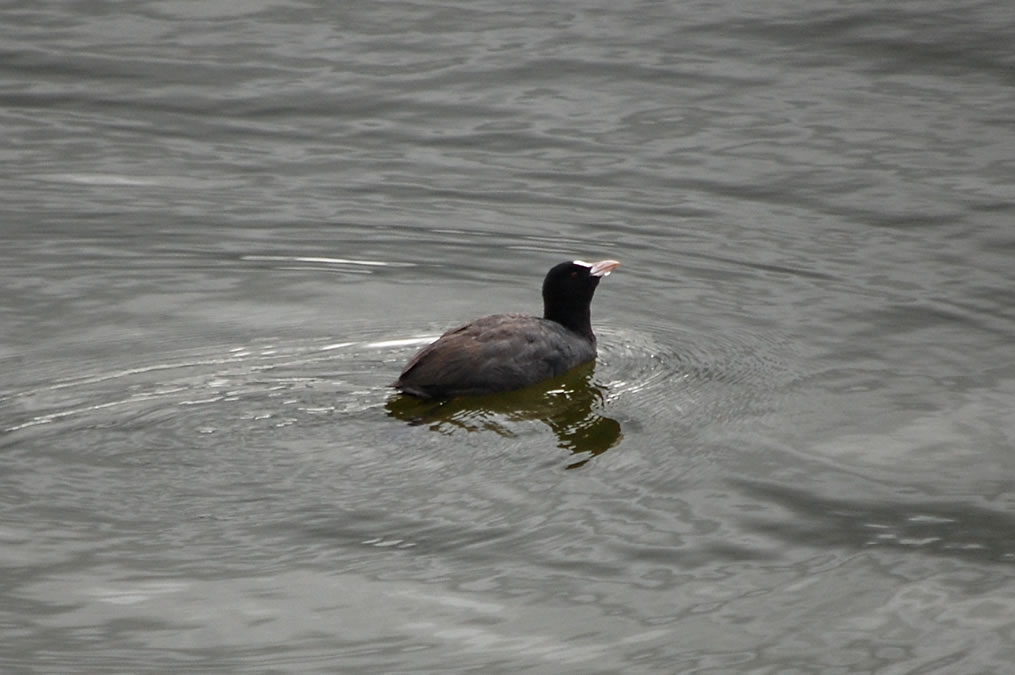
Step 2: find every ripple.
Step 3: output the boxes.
[2,314,797,480]
[241,255,418,269]
[596,320,796,429]
[0,333,423,454]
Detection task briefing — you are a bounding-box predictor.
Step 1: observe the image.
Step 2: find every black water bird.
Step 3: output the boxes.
[393,259,620,399]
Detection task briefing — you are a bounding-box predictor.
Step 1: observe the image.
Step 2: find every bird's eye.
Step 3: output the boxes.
[570,271,578,278]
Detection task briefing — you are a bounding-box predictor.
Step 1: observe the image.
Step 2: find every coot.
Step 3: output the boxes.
[393,259,619,398]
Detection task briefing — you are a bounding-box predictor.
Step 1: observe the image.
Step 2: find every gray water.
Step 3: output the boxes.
[2,1,1014,673]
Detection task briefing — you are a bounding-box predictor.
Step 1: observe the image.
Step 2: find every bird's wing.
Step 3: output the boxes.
[394,315,572,397]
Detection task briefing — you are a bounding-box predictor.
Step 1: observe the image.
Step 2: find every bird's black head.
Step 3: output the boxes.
[542,259,619,339]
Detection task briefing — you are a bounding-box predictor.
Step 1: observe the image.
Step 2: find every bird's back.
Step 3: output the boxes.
[393,313,596,398]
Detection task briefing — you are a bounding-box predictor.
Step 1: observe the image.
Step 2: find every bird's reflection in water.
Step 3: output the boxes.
[386,362,622,468]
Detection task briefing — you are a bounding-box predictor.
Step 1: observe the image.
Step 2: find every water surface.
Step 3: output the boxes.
[2,1,1015,672]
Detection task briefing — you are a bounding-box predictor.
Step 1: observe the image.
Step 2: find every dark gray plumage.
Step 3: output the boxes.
[393,259,619,399]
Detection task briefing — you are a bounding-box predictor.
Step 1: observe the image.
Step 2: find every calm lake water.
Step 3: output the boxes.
[2,1,1014,672]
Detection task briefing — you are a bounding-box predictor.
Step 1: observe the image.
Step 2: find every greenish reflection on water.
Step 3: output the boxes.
[386,361,622,468]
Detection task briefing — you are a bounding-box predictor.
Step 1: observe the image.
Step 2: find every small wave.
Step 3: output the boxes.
[596,321,795,428]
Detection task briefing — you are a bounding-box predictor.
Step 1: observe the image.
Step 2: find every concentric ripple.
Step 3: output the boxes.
[2,338,396,436]
[2,319,797,482]
[595,320,797,429]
